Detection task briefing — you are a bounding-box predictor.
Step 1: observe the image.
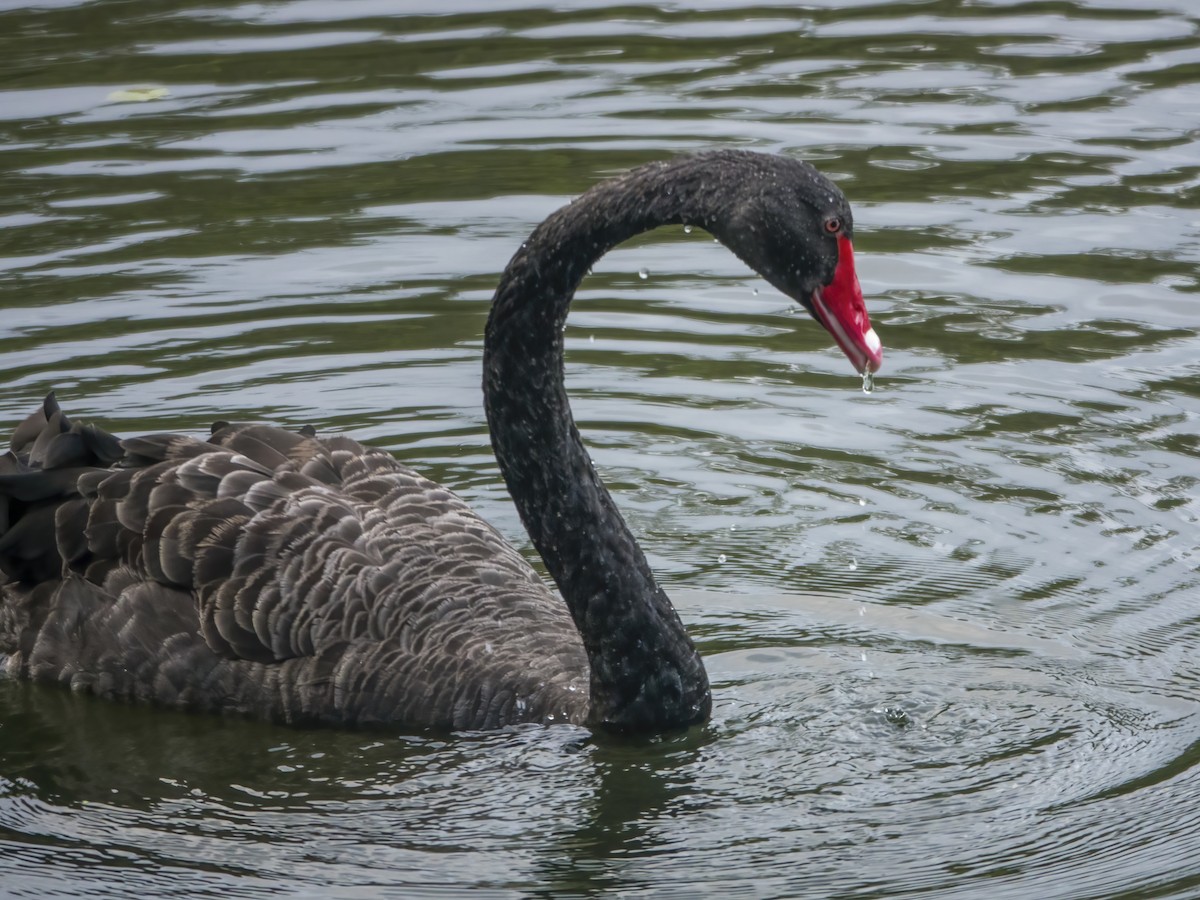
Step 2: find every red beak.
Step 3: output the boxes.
[808,236,882,375]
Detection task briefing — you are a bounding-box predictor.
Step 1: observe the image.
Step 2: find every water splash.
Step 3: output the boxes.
[638,267,649,280]
[861,368,875,394]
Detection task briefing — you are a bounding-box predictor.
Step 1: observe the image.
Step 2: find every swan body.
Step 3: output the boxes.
[0,150,880,732]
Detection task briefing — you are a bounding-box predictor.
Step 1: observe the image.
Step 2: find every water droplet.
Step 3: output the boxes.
[752,288,759,295]
[638,268,649,280]
[858,498,866,506]
[717,553,727,564]
[683,224,693,234]
[861,369,875,394]
[849,558,858,571]
[860,651,867,662]
[858,605,866,617]
[589,334,595,343]
[729,524,737,531]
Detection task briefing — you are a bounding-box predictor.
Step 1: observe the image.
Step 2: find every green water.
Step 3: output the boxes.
[1,1,1199,897]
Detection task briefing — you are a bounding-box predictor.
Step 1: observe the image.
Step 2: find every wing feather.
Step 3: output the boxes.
[1,395,589,729]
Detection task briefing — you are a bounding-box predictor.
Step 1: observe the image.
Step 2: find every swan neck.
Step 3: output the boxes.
[483,158,716,731]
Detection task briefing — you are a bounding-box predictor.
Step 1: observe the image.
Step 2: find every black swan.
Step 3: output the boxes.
[0,150,881,732]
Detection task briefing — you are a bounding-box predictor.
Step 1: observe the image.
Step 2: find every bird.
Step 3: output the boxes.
[0,149,882,733]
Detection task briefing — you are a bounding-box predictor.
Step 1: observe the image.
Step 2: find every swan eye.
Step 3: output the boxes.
[824,216,842,234]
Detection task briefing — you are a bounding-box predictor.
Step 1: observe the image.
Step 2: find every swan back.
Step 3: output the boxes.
[0,395,588,729]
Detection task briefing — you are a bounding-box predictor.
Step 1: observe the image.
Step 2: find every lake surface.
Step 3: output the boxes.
[2,0,1199,897]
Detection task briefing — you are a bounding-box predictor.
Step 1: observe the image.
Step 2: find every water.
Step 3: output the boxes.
[1,1,1199,897]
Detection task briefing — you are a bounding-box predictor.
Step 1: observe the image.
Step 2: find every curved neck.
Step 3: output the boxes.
[483,155,737,731]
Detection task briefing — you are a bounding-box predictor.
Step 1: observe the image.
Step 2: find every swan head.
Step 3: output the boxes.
[710,156,883,375]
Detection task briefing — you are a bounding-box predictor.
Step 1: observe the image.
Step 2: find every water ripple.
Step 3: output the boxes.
[2,0,1199,897]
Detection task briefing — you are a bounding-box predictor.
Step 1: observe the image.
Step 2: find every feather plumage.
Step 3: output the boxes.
[0,398,587,729]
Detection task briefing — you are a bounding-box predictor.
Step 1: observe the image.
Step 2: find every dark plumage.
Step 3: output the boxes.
[0,150,878,732]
